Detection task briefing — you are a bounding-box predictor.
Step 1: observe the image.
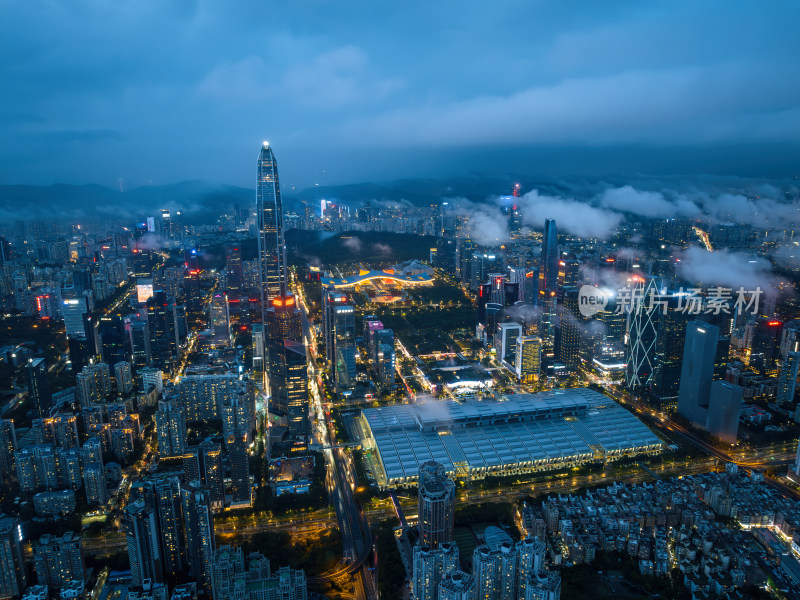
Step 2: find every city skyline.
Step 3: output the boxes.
[2,3,800,600]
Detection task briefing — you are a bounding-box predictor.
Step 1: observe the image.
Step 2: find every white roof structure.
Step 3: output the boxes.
[361,388,663,487]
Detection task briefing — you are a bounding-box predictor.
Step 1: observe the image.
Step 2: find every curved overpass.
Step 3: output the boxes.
[321,271,433,289]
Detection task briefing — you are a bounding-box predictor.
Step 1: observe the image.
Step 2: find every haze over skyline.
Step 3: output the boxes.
[3,1,800,190]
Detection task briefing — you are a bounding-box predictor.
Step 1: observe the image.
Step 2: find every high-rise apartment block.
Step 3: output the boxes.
[0,514,27,599]
[418,461,455,549]
[33,532,85,590]
[156,400,187,457]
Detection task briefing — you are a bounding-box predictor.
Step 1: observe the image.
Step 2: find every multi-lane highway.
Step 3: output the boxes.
[295,282,376,600]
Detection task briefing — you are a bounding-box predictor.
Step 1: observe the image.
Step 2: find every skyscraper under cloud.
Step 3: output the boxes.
[540,219,558,295]
[257,142,287,318]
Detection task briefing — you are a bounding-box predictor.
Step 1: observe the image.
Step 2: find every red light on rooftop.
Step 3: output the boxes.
[606,258,615,263]
[273,299,283,307]
[768,321,781,326]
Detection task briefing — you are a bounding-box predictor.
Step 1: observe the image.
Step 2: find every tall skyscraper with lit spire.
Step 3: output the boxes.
[257,141,287,319]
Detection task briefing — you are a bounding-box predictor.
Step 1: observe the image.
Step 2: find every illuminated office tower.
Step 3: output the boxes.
[556,257,580,300]
[777,351,800,405]
[516,336,542,383]
[751,317,782,375]
[210,293,231,347]
[266,295,303,419]
[322,288,348,368]
[61,294,88,338]
[376,335,396,387]
[0,514,27,599]
[228,433,251,505]
[555,286,580,371]
[495,322,522,366]
[626,277,659,392]
[161,209,172,239]
[411,543,459,600]
[32,532,85,590]
[540,219,558,296]
[252,323,265,375]
[225,245,244,292]
[418,461,455,549]
[333,304,356,391]
[124,500,163,586]
[26,358,52,419]
[285,341,311,437]
[156,401,187,457]
[180,482,216,591]
[147,290,178,368]
[257,142,287,316]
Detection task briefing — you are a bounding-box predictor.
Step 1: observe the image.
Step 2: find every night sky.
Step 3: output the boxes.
[2,1,800,189]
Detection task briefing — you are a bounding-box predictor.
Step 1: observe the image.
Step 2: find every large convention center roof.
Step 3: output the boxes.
[359,388,663,488]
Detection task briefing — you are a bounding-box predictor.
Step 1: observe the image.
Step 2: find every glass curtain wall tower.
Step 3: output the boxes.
[257,142,287,323]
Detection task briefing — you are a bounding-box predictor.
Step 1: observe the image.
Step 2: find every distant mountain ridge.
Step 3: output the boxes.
[0,175,518,222]
[2,172,797,223]
[0,181,254,223]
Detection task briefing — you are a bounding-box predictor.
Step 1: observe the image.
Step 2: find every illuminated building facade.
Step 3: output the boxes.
[266,295,303,418]
[626,277,659,392]
[257,142,287,314]
[555,286,580,371]
[418,461,456,549]
[515,336,541,383]
[32,532,85,590]
[210,293,231,347]
[322,288,348,368]
[412,543,459,600]
[0,515,27,599]
[182,442,224,509]
[333,304,356,391]
[156,400,187,457]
